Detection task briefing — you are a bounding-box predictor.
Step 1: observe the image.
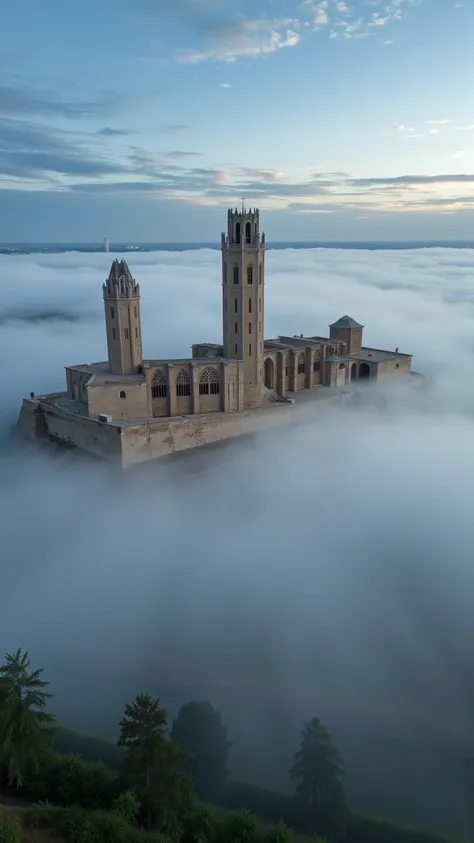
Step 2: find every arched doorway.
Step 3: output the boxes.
[351,362,357,382]
[359,362,370,381]
[336,362,346,388]
[264,357,275,390]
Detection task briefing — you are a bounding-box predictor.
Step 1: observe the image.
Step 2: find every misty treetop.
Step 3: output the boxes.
[171,701,230,804]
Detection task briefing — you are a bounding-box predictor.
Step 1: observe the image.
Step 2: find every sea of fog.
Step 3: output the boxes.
[1,245,474,836]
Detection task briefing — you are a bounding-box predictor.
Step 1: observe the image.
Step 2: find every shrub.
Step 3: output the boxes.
[113,790,141,825]
[0,815,21,843]
[225,810,260,843]
[54,754,116,809]
[183,802,218,843]
[22,801,66,830]
[265,820,294,843]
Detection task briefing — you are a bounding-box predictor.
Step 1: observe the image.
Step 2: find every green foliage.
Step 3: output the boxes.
[0,815,21,843]
[23,803,177,843]
[0,648,55,789]
[225,810,260,843]
[23,752,116,809]
[113,789,141,825]
[183,802,218,843]
[264,819,294,843]
[289,717,348,840]
[53,754,116,810]
[171,701,229,804]
[118,692,194,832]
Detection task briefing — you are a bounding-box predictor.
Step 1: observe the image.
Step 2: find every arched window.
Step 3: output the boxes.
[199,367,220,396]
[176,369,191,397]
[151,370,167,399]
[247,265,253,284]
[259,263,263,284]
[245,221,251,244]
[119,390,126,399]
[313,351,321,372]
[338,362,345,370]
[235,222,241,245]
[233,265,239,285]
[297,352,305,374]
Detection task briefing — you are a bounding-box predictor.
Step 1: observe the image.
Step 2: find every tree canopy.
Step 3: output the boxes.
[118,692,193,832]
[171,700,229,804]
[289,716,347,839]
[0,648,55,789]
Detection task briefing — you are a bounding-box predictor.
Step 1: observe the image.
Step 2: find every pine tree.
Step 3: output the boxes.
[289,717,347,839]
[0,648,55,789]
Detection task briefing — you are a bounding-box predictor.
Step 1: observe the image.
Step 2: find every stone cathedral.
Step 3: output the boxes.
[19,206,415,466]
[61,205,412,424]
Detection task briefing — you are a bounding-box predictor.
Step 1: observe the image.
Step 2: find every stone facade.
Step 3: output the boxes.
[17,205,416,465]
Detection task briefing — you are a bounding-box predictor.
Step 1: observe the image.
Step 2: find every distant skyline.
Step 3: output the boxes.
[1,0,473,241]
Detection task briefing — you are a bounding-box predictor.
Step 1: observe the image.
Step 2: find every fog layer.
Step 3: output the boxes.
[1,246,474,785]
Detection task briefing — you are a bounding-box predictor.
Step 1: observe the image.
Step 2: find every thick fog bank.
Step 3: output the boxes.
[1,247,474,769]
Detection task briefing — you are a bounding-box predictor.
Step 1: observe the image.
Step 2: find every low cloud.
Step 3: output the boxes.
[2,243,474,792]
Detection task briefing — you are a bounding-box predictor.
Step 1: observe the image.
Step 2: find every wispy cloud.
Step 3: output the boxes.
[0,84,121,119]
[174,17,300,63]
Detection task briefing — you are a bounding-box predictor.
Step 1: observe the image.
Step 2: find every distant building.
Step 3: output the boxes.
[18,207,414,466]
[104,237,109,253]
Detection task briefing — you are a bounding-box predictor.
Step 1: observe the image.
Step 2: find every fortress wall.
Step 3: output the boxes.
[120,393,353,468]
[19,400,123,460]
[377,356,412,381]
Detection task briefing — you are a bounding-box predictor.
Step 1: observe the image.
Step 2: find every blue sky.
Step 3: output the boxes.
[0,0,472,241]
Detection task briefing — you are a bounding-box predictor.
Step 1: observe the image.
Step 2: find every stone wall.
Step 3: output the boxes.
[87,380,149,420]
[18,398,122,460]
[120,393,353,468]
[377,356,412,381]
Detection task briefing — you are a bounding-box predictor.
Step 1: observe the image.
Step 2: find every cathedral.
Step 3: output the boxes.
[64,205,413,424]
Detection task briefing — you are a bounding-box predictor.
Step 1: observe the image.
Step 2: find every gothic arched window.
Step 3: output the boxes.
[313,350,321,372]
[245,221,251,244]
[297,352,305,375]
[233,265,239,285]
[235,222,241,245]
[176,369,191,397]
[151,370,167,399]
[199,367,220,396]
[247,265,253,284]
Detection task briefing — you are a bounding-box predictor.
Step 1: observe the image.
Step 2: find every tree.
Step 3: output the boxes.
[117,692,193,831]
[171,701,229,803]
[0,648,55,790]
[289,717,348,840]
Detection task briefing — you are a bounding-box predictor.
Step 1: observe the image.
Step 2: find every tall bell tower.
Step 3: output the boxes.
[221,204,265,407]
[103,259,143,375]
